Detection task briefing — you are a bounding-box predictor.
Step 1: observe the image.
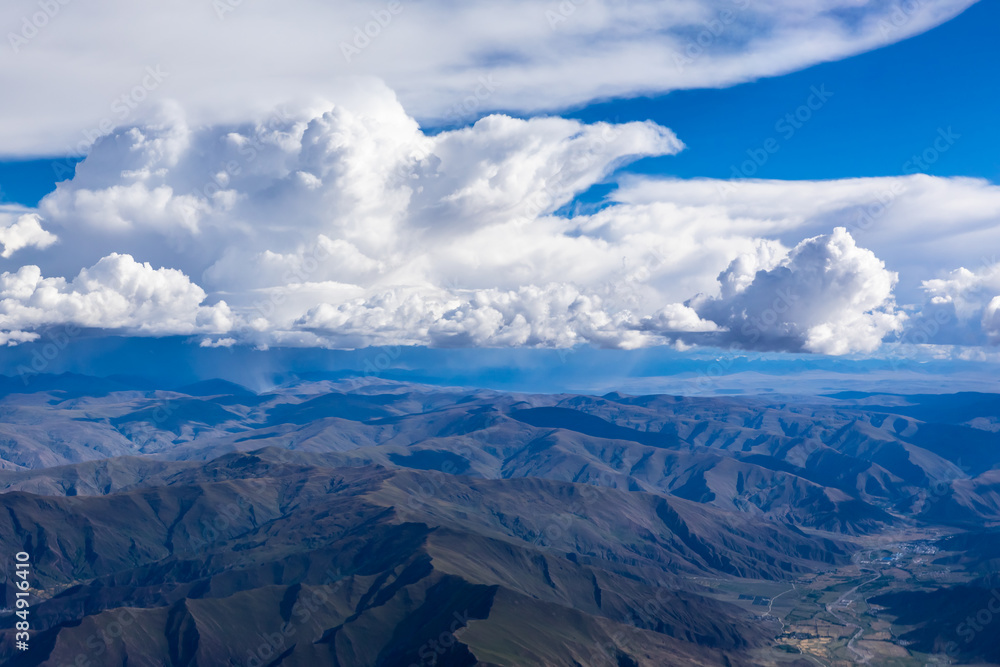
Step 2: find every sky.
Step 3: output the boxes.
[0,0,998,389]
[566,0,1000,184]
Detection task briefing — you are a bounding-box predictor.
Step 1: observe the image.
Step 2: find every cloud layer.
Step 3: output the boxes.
[0,0,978,155]
[1,94,998,356]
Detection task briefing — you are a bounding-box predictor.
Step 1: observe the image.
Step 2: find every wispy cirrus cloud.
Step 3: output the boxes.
[0,0,978,155]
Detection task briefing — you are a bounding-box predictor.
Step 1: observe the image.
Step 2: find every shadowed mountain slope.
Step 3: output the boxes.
[0,452,837,666]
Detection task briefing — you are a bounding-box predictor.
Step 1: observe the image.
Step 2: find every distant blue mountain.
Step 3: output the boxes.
[1,334,998,395]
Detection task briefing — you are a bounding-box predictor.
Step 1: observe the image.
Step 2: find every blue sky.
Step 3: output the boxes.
[566,0,999,184]
[0,158,80,208]
[0,0,998,388]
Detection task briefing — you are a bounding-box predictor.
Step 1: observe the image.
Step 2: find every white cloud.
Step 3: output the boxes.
[3,98,999,356]
[985,297,1000,343]
[612,175,1000,306]
[5,100,686,349]
[0,0,988,358]
[715,239,788,300]
[33,96,683,296]
[922,262,1000,321]
[297,284,653,350]
[0,0,977,155]
[0,213,57,258]
[0,253,232,339]
[200,337,236,348]
[913,261,1000,346]
[0,330,39,346]
[683,228,906,354]
[641,303,721,335]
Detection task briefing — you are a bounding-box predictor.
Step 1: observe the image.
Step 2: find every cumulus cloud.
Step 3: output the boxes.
[641,303,720,335]
[612,175,1000,306]
[0,254,232,340]
[297,284,652,350]
[912,261,1000,346]
[0,0,976,155]
[985,297,1000,344]
[3,96,999,355]
[922,262,1000,321]
[1,99,687,349]
[0,213,57,258]
[36,93,681,284]
[685,228,906,354]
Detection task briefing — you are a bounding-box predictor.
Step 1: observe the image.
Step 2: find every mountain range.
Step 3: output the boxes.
[0,374,998,665]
